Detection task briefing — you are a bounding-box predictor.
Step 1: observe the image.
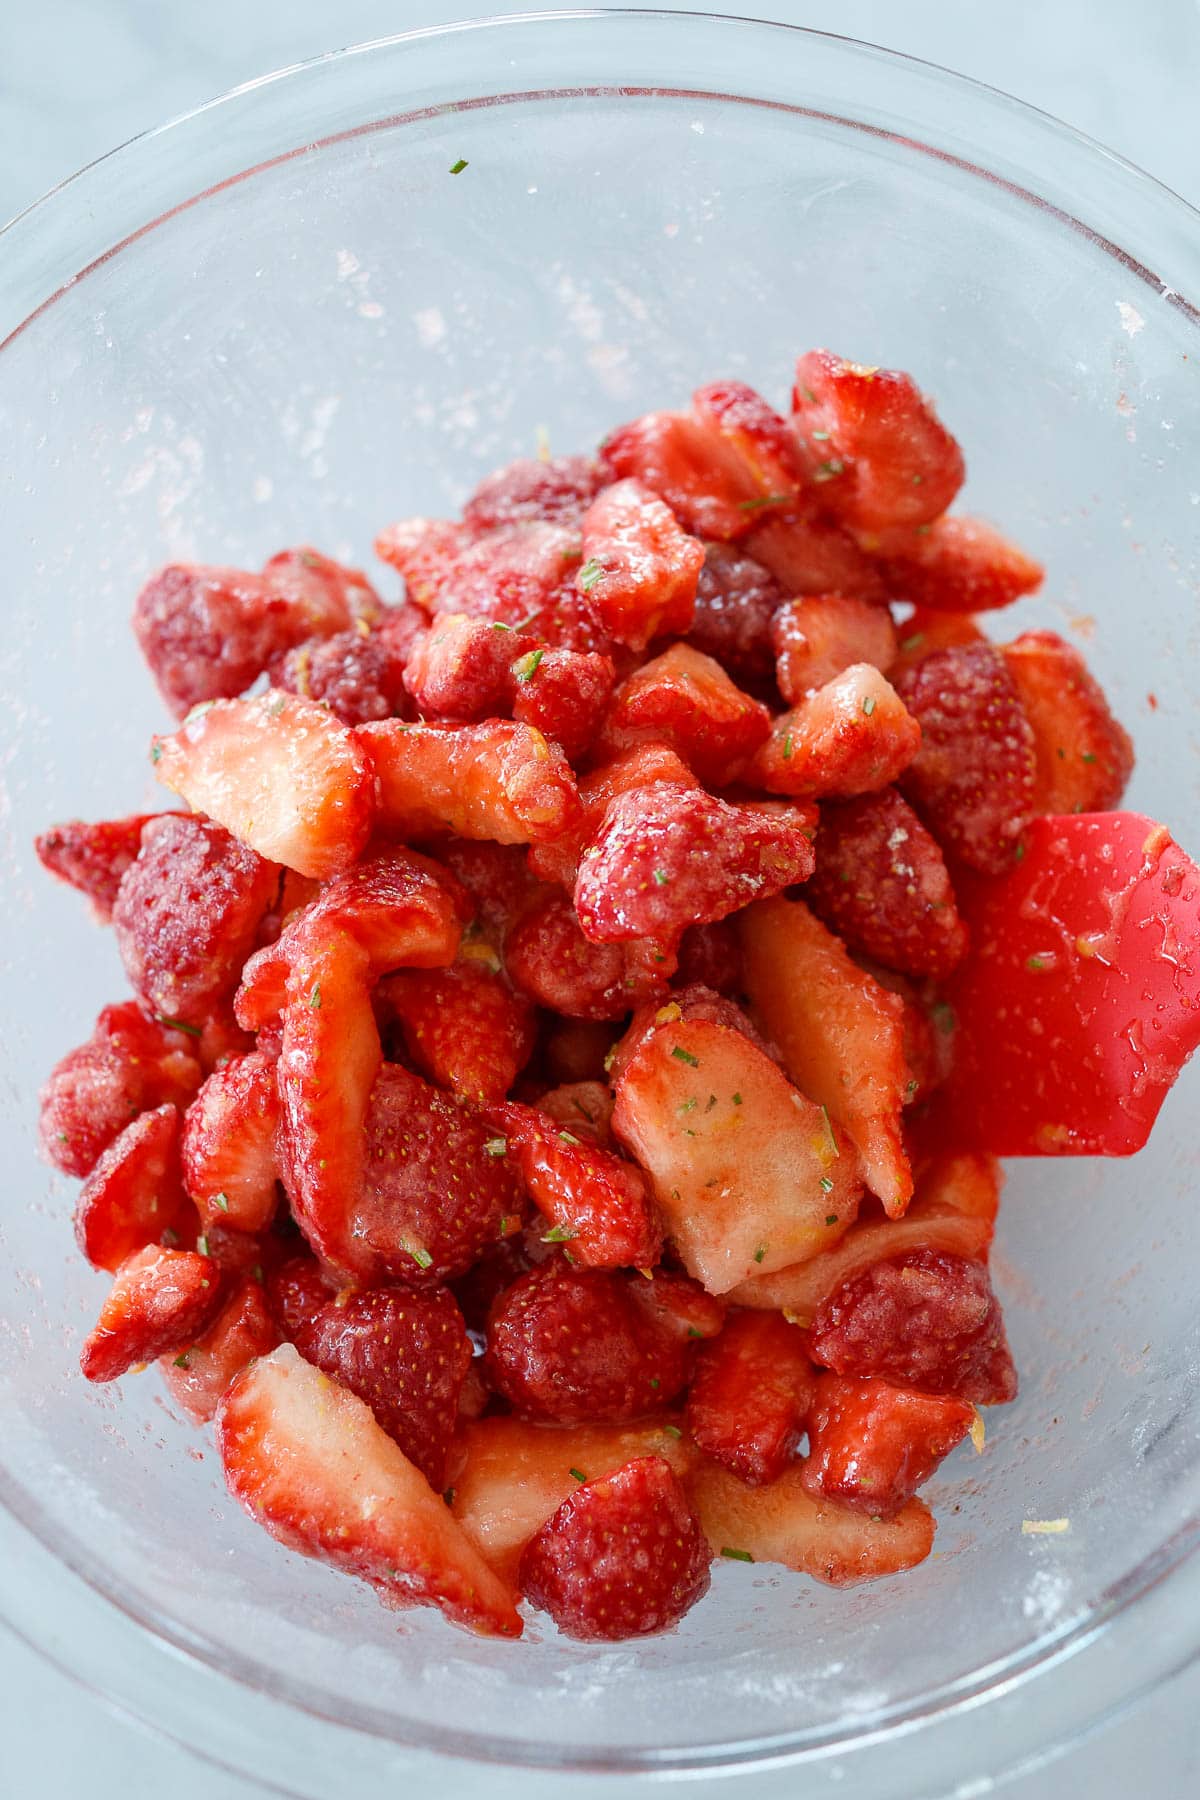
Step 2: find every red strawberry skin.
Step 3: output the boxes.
[159,1274,282,1425]
[518,1455,711,1640]
[463,454,603,532]
[75,1102,192,1273]
[181,1051,281,1233]
[81,1245,225,1383]
[596,643,771,787]
[577,478,705,650]
[295,1286,472,1491]
[380,962,537,1105]
[39,1003,203,1177]
[1001,629,1134,815]
[685,542,785,684]
[686,1312,817,1486]
[274,622,411,725]
[801,1375,974,1517]
[35,813,160,921]
[505,889,674,1021]
[264,1252,337,1343]
[599,411,761,541]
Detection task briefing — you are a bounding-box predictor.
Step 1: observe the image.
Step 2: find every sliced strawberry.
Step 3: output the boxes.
[484,1260,717,1423]
[576,479,705,650]
[688,1458,934,1584]
[159,1274,281,1425]
[686,1312,816,1485]
[509,644,616,763]
[889,607,985,681]
[808,1248,1017,1405]
[181,1052,281,1233]
[152,690,375,880]
[684,542,786,684]
[81,1244,224,1383]
[791,350,964,530]
[738,896,914,1215]
[871,515,1043,613]
[380,962,536,1104]
[744,503,888,603]
[801,1376,974,1517]
[35,813,160,922]
[519,1455,710,1640]
[611,1015,862,1293]
[617,982,782,1078]
[274,622,411,725]
[533,1079,616,1144]
[805,788,968,980]
[361,718,580,845]
[39,1003,203,1178]
[575,785,815,944]
[674,920,744,995]
[527,743,694,893]
[599,411,762,541]
[373,516,472,607]
[596,644,771,786]
[264,1251,337,1342]
[217,1345,522,1636]
[485,1101,662,1269]
[1001,630,1134,814]
[752,665,921,800]
[691,380,806,497]
[112,815,279,1028]
[451,1415,696,1585]
[505,889,674,1020]
[893,641,1037,874]
[463,454,604,531]
[771,594,897,702]
[295,1286,472,1492]
[74,1103,192,1273]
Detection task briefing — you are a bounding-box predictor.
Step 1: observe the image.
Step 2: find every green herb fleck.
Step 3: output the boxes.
[309,983,322,1010]
[671,1046,700,1067]
[569,1467,588,1483]
[406,1242,434,1271]
[899,632,925,652]
[819,1175,834,1193]
[736,492,792,513]
[155,1015,203,1037]
[161,1227,180,1247]
[173,1352,191,1369]
[825,1214,839,1227]
[687,1327,704,1339]
[1081,751,1098,764]
[483,1137,508,1158]
[809,429,830,441]
[663,1424,683,1439]
[213,1192,230,1213]
[578,557,604,593]
[861,694,877,717]
[678,1098,698,1114]
[932,1001,956,1036]
[800,385,817,404]
[557,1130,581,1146]
[753,1242,768,1264]
[542,1225,578,1244]
[266,693,288,717]
[195,1235,210,1258]
[1014,842,1027,862]
[812,457,846,483]
[449,157,469,175]
[818,1104,839,1158]
[781,732,794,760]
[649,1377,660,1390]
[720,1546,754,1563]
[252,1264,264,1283]
[150,744,163,764]
[732,1091,743,1106]
[653,868,670,887]
[571,1098,595,1122]
[513,649,544,685]
[1026,954,1047,972]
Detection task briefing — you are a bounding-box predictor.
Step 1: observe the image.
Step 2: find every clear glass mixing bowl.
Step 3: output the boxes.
[2,12,1199,1796]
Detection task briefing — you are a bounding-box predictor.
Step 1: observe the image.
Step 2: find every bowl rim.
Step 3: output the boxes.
[3,6,1200,1784]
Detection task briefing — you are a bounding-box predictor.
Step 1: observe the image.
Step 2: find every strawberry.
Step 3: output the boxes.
[295,1286,472,1491]
[451,1415,696,1585]
[808,1248,1017,1405]
[771,594,897,703]
[596,644,771,787]
[801,1376,974,1517]
[509,643,615,763]
[684,542,785,684]
[360,718,580,845]
[74,1103,193,1273]
[151,690,375,880]
[738,896,914,1215]
[434,839,540,942]
[688,1458,934,1584]
[264,1251,337,1342]
[888,606,984,680]
[599,411,762,541]
[35,813,160,922]
[532,1079,615,1144]
[1000,630,1134,814]
[576,479,705,650]
[611,1015,862,1293]
[39,1003,202,1177]
[195,1003,258,1074]
[112,815,279,1028]
[216,1345,522,1636]
[791,349,964,530]
[870,515,1043,613]
[484,1100,662,1269]
[743,503,887,603]
[893,642,1037,874]
[674,920,743,996]
[505,890,674,1020]
[805,787,969,980]
[380,962,536,1104]
[519,1456,711,1640]
[81,1244,224,1383]
[463,454,604,531]
[611,982,784,1085]
[751,665,921,800]
[159,1274,281,1425]
[274,622,411,725]
[691,380,806,498]
[484,1260,718,1423]
[527,743,694,893]
[259,548,383,625]
[373,516,472,606]
[686,1312,816,1486]
[181,1052,281,1233]
[574,786,815,944]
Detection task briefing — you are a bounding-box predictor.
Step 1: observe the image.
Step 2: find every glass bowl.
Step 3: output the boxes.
[2,11,1199,1795]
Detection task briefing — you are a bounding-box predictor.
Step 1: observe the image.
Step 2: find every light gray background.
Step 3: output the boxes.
[3,3,1199,1796]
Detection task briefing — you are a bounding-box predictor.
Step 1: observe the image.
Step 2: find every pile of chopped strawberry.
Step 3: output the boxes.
[37,347,1200,1647]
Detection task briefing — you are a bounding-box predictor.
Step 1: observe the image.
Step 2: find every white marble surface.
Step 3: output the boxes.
[3,2,1200,1795]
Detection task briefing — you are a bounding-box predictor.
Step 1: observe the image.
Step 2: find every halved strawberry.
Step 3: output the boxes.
[744,503,888,602]
[39,1003,203,1178]
[527,742,694,893]
[686,1311,816,1485]
[801,1376,974,1517]
[599,411,762,541]
[684,542,785,684]
[81,1244,224,1383]
[791,350,964,530]
[484,1100,662,1269]
[870,515,1043,613]
[274,621,411,725]
[805,787,969,980]
[893,642,1037,874]
[771,594,897,702]
[159,1274,281,1425]
[1000,630,1134,814]
[505,889,674,1020]
[738,896,914,1215]
[576,479,706,650]
[519,1455,711,1640]
[361,718,580,845]
[463,454,604,531]
[216,1345,522,1636]
[74,1103,192,1273]
[611,982,785,1087]
[380,962,536,1104]
[751,665,921,800]
[596,644,771,786]
[152,690,375,880]
[181,1052,281,1233]
[687,1458,934,1584]
[35,813,160,921]
[295,1286,472,1492]
[611,1015,862,1293]
[574,785,815,944]
[691,380,806,498]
